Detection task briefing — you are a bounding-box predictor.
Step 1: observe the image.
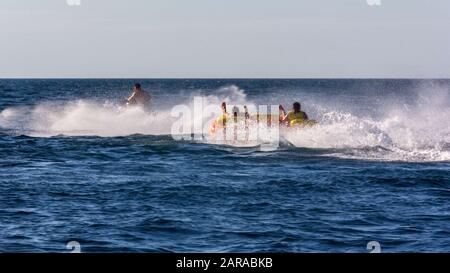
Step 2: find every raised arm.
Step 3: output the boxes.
[127,92,137,102]
[282,115,290,127]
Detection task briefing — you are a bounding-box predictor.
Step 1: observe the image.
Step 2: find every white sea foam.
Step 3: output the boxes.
[0,85,449,162]
[283,86,450,162]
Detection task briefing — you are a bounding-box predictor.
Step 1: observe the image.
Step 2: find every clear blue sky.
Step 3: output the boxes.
[1,0,449,78]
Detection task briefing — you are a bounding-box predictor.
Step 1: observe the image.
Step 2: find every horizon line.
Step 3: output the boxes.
[1,77,450,80]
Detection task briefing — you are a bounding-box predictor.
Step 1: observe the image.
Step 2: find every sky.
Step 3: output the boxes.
[0,0,449,78]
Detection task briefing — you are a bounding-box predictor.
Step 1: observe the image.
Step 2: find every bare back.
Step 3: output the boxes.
[128,90,151,106]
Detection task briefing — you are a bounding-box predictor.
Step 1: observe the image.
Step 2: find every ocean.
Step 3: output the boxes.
[0,79,449,252]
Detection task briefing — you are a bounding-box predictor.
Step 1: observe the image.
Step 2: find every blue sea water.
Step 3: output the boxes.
[0,79,449,253]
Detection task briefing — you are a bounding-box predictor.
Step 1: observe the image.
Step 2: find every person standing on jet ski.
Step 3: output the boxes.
[126,83,151,107]
[282,102,309,127]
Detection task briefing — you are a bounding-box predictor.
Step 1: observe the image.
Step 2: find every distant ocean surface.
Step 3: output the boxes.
[0,79,449,252]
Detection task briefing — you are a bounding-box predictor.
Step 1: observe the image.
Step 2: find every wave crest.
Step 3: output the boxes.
[1,84,449,162]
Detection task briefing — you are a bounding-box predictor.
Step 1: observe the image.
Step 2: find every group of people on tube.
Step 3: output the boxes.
[210,101,313,134]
